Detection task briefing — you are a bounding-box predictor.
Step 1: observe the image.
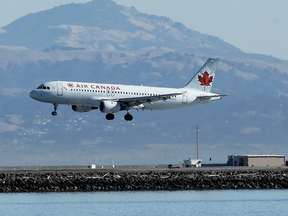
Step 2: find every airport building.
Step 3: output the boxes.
[183,158,202,167]
[227,155,286,167]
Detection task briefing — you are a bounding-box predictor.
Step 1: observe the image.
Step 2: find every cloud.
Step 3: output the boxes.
[0,29,7,34]
[81,138,105,145]
[278,91,288,97]
[140,72,162,79]
[234,111,257,118]
[0,88,28,96]
[6,115,24,125]
[249,143,268,149]
[0,122,18,133]
[104,126,114,131]
[241,127,262,134]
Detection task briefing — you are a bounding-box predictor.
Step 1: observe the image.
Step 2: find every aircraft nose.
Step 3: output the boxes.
[29,90,37,100]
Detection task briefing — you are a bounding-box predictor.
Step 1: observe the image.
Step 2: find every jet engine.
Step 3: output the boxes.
[72,105,97,113]
[100,101,121,113]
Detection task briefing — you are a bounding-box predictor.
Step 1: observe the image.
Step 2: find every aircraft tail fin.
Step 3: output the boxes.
[182,58,219,92]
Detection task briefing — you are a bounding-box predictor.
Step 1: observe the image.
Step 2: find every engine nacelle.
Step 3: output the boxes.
[100,101,121,113]
[72,105,95,113]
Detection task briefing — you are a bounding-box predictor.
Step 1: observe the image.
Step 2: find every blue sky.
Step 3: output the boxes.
[1,0,288,60]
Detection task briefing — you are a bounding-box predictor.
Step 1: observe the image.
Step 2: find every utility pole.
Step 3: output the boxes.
[196,125,199,160]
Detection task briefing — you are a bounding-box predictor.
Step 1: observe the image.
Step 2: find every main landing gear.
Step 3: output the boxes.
[51,103,58,116]
[106,113,115,120]
[124,111,133,121]
[105,111,133,121]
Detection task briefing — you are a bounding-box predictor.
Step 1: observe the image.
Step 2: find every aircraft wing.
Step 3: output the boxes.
[111,92,182,108]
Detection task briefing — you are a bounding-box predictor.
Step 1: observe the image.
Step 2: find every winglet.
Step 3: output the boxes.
[182,58,219,92]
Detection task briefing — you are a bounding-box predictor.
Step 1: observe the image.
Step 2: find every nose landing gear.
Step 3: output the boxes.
[51,103,58,116]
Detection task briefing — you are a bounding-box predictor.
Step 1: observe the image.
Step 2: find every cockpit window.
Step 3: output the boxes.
[37,84,50,90]
[37,84,44,89]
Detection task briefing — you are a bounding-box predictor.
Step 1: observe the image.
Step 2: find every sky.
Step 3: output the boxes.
[0,0,288,60]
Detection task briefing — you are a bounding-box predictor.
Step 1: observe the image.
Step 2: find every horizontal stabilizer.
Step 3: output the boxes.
[197,94,230,99]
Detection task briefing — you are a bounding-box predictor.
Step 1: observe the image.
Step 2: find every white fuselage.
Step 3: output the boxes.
[29,58,226,121]
[30,81,220,110]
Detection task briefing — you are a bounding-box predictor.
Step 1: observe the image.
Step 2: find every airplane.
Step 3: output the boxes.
[29,58,228,121]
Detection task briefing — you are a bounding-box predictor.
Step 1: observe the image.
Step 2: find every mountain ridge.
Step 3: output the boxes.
[0,0,262,59]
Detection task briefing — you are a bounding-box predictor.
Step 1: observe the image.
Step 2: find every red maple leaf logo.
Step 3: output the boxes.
[67,83,74,88]
[198,71,213,86]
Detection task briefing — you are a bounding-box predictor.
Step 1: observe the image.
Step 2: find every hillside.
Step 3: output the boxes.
[0,0,255,58]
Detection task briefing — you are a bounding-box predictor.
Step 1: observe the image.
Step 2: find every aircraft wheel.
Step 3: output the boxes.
[124,113,133,121]
[52,103,58,116]
[106,113,114,120]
